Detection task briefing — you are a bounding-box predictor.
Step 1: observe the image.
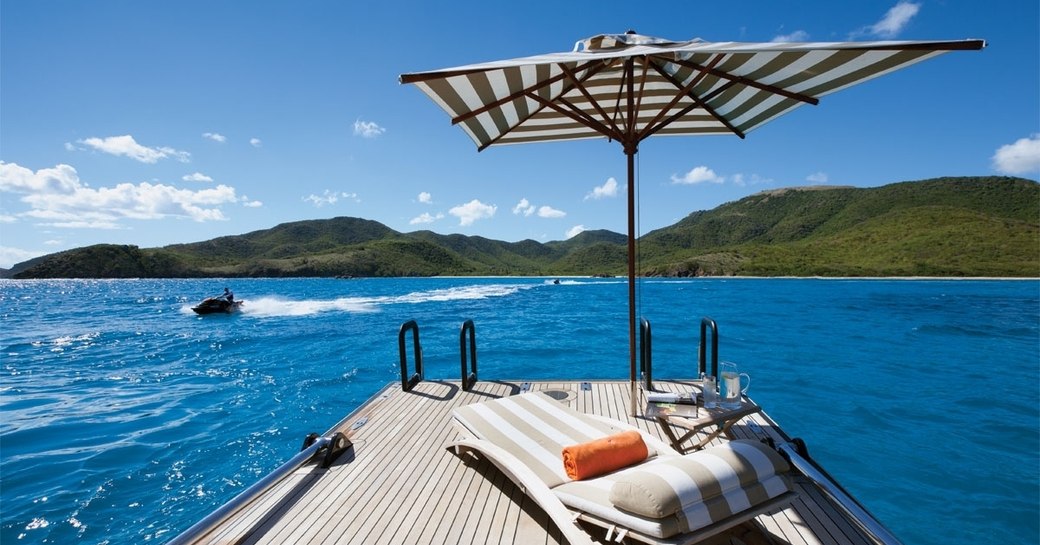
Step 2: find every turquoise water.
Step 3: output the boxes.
[1,278,1037,544]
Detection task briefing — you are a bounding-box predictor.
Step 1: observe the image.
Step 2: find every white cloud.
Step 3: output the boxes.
[303,190,360,207]
[202,132,227,143]
[44,239,62,245]
[537,205,566,218]
[852,1,920,39]
[241,198,263,208]
[731,173,774,187]
[772,30,809,42]
[449,199,496,226]
[250,138,263,148]
[671,166,724,185]
[806,172,829,183]
[0,162,80,194]
[78,135,190,164]
[512,198,536,216]
[992,134,1040,175]
[0,214,16,223]
[0,246,46,269]
[585,177,619,200]
[410,212,445,225]
[513,199,565,218]
[354,120,386,138]
[182,172,213,183]
[418,191,432,204]
[566,225,586,239]
[0,162,238,227]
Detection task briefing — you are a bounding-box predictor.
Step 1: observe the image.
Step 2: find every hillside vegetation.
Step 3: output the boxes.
[6,176,1038,279]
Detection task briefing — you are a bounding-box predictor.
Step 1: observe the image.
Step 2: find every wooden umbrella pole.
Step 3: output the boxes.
[627,145,638,416]
[624,56,639,416]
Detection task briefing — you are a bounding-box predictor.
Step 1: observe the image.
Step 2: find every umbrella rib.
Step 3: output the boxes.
[450,59,609,127]
[610,58,627,136]
[636,54,725,141]
[449,70,568,127]
[525,91,624,142]
[630,56,652,138]
[558,62,624,140]
[645,61,746,139]
[473,60,621,150]
[669,57,820,106]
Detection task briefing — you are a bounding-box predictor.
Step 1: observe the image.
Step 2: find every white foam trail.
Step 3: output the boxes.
[215,283,530,318]
[240,296,379,317]
[390,284,524,304]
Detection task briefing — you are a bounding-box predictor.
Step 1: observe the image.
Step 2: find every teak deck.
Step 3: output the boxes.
[186,380,879,545]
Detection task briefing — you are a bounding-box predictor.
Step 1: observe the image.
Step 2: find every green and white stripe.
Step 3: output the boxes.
[452,392,794,540]
[453,391,648,488]
[401,34,984,151]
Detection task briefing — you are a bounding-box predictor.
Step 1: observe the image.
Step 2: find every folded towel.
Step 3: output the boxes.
[646,392,679,403]
[562,430,649,480]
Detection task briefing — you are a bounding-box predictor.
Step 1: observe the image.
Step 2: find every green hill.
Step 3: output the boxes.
[638,176,1038,277]
[6,176,1038,279]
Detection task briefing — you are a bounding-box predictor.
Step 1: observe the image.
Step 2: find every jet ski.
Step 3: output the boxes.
[192,297,243,315]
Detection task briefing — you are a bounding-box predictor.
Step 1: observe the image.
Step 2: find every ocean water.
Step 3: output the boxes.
[1,277,1037,545]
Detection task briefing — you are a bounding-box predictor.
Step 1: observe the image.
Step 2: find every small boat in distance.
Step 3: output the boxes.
[192,288,241,315]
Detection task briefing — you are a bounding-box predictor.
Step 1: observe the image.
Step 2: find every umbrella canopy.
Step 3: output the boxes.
[400,32,985,413]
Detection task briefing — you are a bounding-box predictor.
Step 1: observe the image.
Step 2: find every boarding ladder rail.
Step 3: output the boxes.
[640,316,718,392]
[639,318,653,391]
[398,320,423,391]
[459,319,478,391]
[775,440,904,545]
[166,431,350,545]
[399,319,479,392]
[698,317,719,378]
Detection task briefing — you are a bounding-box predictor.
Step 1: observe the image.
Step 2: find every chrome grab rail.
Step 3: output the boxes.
[640,316,716,392]
[777,441,904,545]
[639,318,653,391]
[398,320,423,391]
[698,317,719,378]
[459,319,477,391]
[166,435,333,545]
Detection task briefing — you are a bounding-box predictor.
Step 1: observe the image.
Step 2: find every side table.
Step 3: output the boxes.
[645,395,761,453]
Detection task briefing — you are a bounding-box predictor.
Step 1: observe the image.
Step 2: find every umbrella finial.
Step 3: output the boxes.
[579,31,672,51]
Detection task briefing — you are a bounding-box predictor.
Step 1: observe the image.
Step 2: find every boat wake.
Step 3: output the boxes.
[237,296,379,317]
[190,283,533,318]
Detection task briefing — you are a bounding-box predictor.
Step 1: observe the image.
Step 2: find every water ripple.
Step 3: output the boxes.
[0,277,1036,545]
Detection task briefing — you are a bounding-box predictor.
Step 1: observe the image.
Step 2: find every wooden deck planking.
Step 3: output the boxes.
[353,386,457,544]
[188,379,882,545]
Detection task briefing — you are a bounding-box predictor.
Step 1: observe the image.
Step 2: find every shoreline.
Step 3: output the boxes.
[2,275,1036,282]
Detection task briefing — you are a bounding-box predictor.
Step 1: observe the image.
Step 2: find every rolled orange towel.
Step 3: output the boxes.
[562,430,649,480]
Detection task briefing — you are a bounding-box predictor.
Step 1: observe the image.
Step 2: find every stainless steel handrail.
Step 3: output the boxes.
[639,317,652,391]
[698,317,718,379]
[777,441,904,545]
[166,435,332,545]
[398,320,423,391]
[459,319,477,391]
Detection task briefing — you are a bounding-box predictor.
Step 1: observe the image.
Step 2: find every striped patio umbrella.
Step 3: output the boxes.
[400,32,985,413]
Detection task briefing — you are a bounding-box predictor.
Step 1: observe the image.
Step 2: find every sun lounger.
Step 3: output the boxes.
[449,391,796,545]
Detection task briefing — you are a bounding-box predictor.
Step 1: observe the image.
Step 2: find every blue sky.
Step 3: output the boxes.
[1,0,1037,269]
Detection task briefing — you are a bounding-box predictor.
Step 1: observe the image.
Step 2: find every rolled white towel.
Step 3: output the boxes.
[646,392,679,403]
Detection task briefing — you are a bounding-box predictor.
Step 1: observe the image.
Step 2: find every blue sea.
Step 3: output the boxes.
[1,278,1037,545]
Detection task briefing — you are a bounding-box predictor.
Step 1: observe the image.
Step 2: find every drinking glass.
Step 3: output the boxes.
[700,373,718,409]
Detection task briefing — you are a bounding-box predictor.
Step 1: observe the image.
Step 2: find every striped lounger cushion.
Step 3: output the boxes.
[452,392,662,488]
[452,392,792,540]
[553,440,792,538]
